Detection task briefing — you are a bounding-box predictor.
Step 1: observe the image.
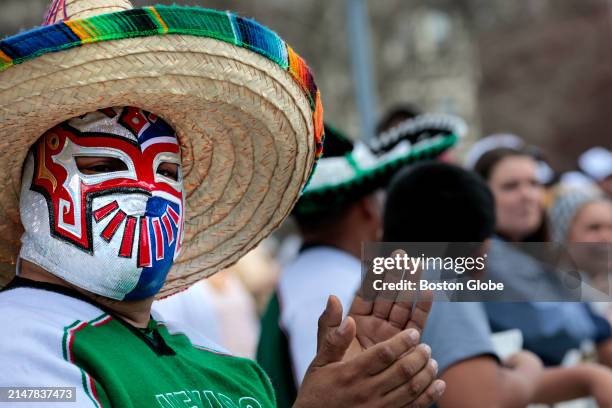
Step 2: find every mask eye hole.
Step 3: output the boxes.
[157,162,180,182]
[76,156,129,175]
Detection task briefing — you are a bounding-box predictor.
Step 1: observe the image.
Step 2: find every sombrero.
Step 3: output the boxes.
[293,114,466,216]
[0,0,324,297]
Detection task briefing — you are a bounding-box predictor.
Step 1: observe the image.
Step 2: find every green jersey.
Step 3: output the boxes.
[0,278,276,408]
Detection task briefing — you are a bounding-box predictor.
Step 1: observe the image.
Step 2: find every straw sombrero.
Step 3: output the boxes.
[0,0,324,297]
[293,114,466,216]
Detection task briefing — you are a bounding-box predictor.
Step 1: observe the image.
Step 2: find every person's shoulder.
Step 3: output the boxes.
[153,312,230,354]
[280,247,361,290]
[0,286,105,339]
[423,302,498,374]
[425,301,489,335]
[153,314,260,366]
[0,288,104,399]
[285,247,359,271]
[278,247,361,322]
[154,316,273,389]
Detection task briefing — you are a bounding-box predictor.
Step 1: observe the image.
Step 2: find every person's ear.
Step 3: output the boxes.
[358,194,379,221]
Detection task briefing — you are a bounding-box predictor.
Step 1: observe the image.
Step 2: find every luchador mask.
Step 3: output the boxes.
[19,107,184,300]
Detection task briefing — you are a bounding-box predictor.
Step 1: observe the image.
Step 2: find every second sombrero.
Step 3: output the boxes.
[293,114,466,215]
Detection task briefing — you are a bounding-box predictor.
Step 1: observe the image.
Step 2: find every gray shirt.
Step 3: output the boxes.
[422,301,498,374]
[484,238,608,365]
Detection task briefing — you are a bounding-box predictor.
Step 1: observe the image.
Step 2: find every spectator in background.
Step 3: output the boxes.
[385,162,542,407]
[579,147,612,198]
[384,161,612,407]
[563,195,612,245]
[549,187,612,245]
[473,147,612,367]
[548,186,612,334]
[474,147,548,242]
[464,133,524,170]
[465,133,557,187]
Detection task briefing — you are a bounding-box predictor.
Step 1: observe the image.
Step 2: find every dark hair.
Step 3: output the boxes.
[319,123,353,158]
[383,162,495,242]
[473,147,549,242]
[293,200,354,235]
[473,147,529,181]
[376,105,419,134]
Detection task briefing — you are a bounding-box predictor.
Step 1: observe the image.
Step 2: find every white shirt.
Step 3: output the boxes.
[278,246,362,384]
[153,277,260,358]
[153,281,224,347]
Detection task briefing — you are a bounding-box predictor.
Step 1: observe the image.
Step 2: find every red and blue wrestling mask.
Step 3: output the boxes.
[19,107,185,300]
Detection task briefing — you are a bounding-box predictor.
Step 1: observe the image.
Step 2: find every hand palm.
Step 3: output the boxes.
[346,289,432,355]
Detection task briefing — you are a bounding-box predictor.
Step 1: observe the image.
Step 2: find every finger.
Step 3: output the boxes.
[387,288,433,333]
[387,300,413,330]
[400,380,446,408]
[312,296,356,367]
[353,267,419,326]
[313,316,356,366]
[316,295,343,350]
[387,267,419,328]
[406,290,433,333]
[376,344,433,395]
[348,292,374,318]
[351,328,420,375]
[372,259,405,320]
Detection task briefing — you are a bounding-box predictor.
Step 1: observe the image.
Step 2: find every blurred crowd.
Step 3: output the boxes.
[156,105,612,408]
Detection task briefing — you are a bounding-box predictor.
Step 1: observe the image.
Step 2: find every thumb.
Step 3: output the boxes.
[311,296,356,367]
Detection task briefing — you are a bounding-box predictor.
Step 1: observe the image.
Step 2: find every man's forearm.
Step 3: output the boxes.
[597,339,612,367]
[496,351,543,408]
[531,366,592,404]
[438,358,535,408]
[496,367,539,407]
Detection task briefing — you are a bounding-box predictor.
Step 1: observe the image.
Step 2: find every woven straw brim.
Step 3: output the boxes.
[0,35,316,297]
